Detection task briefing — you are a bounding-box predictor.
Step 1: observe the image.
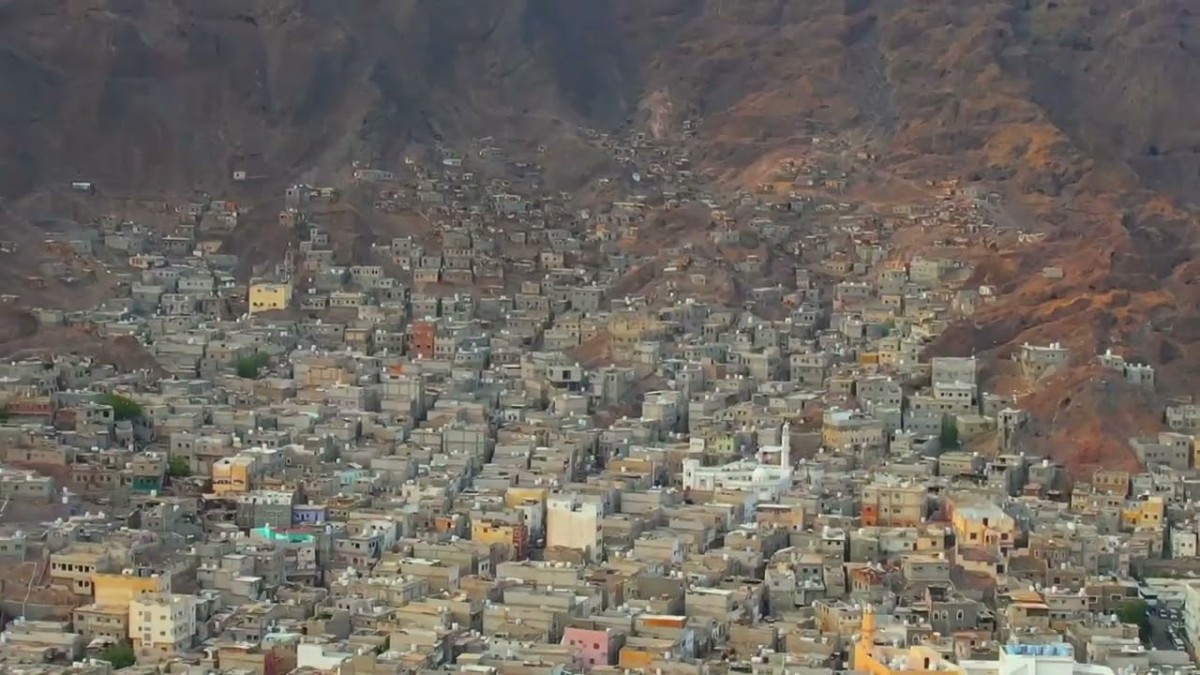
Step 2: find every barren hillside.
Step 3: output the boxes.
[5,0,1196,202]
[2,0,1200,466]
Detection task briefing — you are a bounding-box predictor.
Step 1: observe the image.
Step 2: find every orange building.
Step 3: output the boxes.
[212,455,256,496]
[432,513,467,537]
[860,481,925,527]
[471,519,530,561]
[5,398,54,420]
[407,321,436,359]
[618,645,659,669]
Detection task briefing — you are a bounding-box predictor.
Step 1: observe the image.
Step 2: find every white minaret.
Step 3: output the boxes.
[781,422,791,469]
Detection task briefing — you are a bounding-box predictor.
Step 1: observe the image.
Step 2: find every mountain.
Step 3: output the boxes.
[4,0,1197,199]
[0,0,644,196]
[2,0,1200,469]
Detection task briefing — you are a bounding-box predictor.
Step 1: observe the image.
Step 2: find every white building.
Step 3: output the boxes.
[297,643,355,671]
[1183,580,1200,647]
[129,593,197,655]
[683,423,794,505]
[1171,525,1198,559]
[961,643,1114,675]
[546,494,602,561]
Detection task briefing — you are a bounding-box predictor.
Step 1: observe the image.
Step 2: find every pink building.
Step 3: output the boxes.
[561,626,612,671]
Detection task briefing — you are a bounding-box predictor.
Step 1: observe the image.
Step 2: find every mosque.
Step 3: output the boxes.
[682,423,794,504]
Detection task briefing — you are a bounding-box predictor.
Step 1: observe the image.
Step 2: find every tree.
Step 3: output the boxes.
[939,416,960,449]
[167,455,191,478]
[100,393,142,421]
[236,353,271,379]
[102,641,136,669]
[1116,599,1151,642]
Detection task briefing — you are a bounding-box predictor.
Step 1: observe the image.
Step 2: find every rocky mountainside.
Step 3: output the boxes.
[4,0,1196,199]
[0,0,634,195]
[2,0,1200,463]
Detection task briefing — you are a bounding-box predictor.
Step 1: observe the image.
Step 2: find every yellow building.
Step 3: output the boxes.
[1121,496,1164,530]
[916,524,951,553]
[72,569,167,644]
[470,519,529,560]
[814,600,865,634]
[950,502,1016,552]
[607,456,662,478]
[823,410,886,450]
[248,280,292,315]
[1069,485,1122,513]
[1092,470,1130,497]
[712,433,738,455]
[853,607,964,675]
[130,593,197,655]
[212,454,256,495]
[1069,487,1090,512]
[861,480,926,527]
[607,311,663,348]
[756,504,805,532]
[93,569,169,606]
[504,486,548,509]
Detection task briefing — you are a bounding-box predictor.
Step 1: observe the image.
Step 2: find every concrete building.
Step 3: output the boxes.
[130,593,198,655]
[961,643,1115,675]
[248,280,292,315]
[861,479,926,528]
[235,489,297,530]
[547,494,602,561]
[823,410,886,450]
[1182,580,1200,647]
[1015,343,1070,378]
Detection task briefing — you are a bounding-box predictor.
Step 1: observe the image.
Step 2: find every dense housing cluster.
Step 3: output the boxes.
[0,131,1188,675]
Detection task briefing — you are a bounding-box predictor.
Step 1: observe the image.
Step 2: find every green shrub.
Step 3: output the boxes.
[1116,599,1151,642]
[939,416,960,449]
[167,455,192,478]
[236,352,271,379]
[102,641,136,669]
[100,393,142,421]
